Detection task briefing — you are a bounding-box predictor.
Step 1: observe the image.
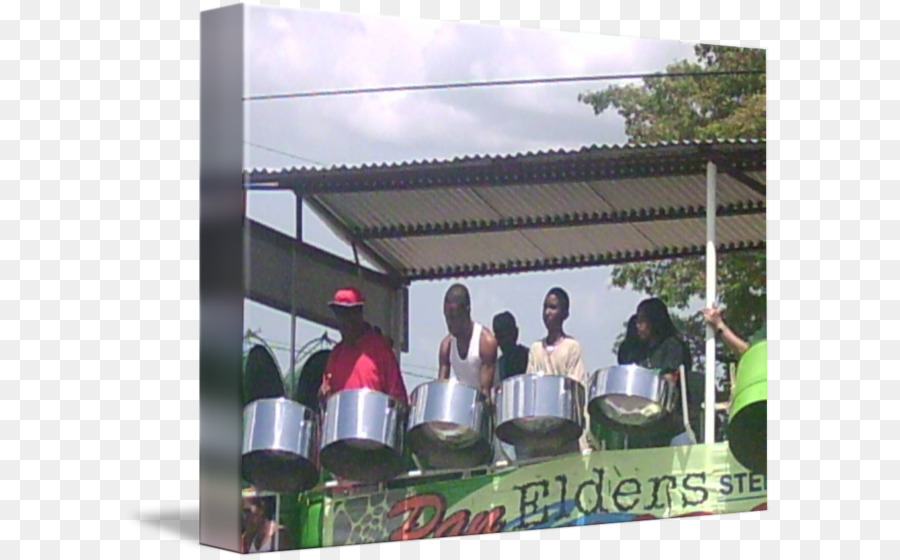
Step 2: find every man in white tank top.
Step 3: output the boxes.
[438,284,509,464]
[438,284,498,395]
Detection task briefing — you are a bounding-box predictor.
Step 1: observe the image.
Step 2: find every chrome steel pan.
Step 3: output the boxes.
[319,389,407,483]
[406,379,492,469]
[242,398,320,493]
[493,373,585,449]
[587,365,677,433]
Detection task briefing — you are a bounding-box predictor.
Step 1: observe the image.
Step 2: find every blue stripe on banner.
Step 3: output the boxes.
[720,494,766,503]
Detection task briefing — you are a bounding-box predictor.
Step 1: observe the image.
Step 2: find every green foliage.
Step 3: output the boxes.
[581,44,766,371]
[578,44,765,143]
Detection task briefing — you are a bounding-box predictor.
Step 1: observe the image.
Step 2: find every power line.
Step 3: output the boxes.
[245,141,328,166]
[244,69,765,102]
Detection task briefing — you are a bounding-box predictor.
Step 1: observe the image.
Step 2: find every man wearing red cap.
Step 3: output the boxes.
[318,287,409,405]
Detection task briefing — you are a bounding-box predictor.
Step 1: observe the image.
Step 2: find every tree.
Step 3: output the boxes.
[578,44,765,142]
[580,44,766,396]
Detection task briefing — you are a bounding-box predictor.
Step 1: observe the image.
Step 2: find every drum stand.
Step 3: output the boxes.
[678,365,697,444]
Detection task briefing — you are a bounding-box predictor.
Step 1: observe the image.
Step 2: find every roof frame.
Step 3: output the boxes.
[352,201,765,240]
[245,140,765,195]
[403,240,765,281]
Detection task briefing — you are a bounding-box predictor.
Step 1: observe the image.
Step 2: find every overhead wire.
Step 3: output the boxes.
[244,69,763,166]
[244,141,327,166]
[243,69,765,102]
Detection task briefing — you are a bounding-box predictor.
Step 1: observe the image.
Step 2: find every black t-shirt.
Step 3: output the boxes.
[498,344,529,381]
[617,338,647,365]
[639,335,686,374]
[638,335,702,438]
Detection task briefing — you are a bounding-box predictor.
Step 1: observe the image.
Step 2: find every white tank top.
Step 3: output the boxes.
[450,322,484,389]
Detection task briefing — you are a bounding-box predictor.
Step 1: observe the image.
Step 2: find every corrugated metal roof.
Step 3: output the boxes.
[246,138,764,176]
[362,215,763,280]
[244,139,765,280]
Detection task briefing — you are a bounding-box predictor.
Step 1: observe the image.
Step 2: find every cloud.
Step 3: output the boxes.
[244,8,696,170]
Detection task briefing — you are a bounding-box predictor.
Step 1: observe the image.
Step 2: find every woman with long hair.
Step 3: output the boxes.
[634,298,689,376]
[629,297,695,448]
[617,314,647,366]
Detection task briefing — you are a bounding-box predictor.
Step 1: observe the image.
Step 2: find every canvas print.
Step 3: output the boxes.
[202,4,766,552]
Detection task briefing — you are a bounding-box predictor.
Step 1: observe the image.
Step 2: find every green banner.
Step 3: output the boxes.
[320,442,765,546]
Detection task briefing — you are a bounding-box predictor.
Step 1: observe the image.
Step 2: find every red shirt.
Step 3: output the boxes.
[325,329,408,405]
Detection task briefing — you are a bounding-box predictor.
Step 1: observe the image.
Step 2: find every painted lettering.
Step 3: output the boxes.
[434,510,470,538]
[720,475,733,495]
[645,475,677,511]
[612,479,641,512]
[574,468,608,516]
[750,473,766,493]
[463,506,506,535]
[513,480,550,529]
[388,494,445,541]
[387,493,506,541]
[682,473,709,508]
[554,475,570,520]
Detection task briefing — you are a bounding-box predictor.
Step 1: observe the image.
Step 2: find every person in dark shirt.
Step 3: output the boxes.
[635,298,688,377]
[629,298,697,448]
[492,311,530,381]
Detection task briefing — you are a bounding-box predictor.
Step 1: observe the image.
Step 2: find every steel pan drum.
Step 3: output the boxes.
[728,340,766,474]
[406,379,492,469]
[320,389,407,483]
[242,398,320,493]
[588,365,677,434]
[493,373,585,450]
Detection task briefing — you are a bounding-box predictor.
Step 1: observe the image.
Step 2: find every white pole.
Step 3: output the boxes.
[289,194,300,390]
[705,161,717,444]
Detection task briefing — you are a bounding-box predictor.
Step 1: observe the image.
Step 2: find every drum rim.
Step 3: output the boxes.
[587,365,676,417]
[323,387,409,412]
[243,395,318,416]
[410,377,489,404]
[492,370,586,398]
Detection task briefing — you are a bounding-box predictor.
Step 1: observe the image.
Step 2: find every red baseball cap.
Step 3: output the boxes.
[329,287,365,308]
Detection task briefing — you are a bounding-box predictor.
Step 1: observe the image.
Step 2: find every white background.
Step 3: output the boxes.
[1,0,891,558]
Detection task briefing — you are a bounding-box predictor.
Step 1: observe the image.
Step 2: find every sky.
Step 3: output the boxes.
[240,6,701,392]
